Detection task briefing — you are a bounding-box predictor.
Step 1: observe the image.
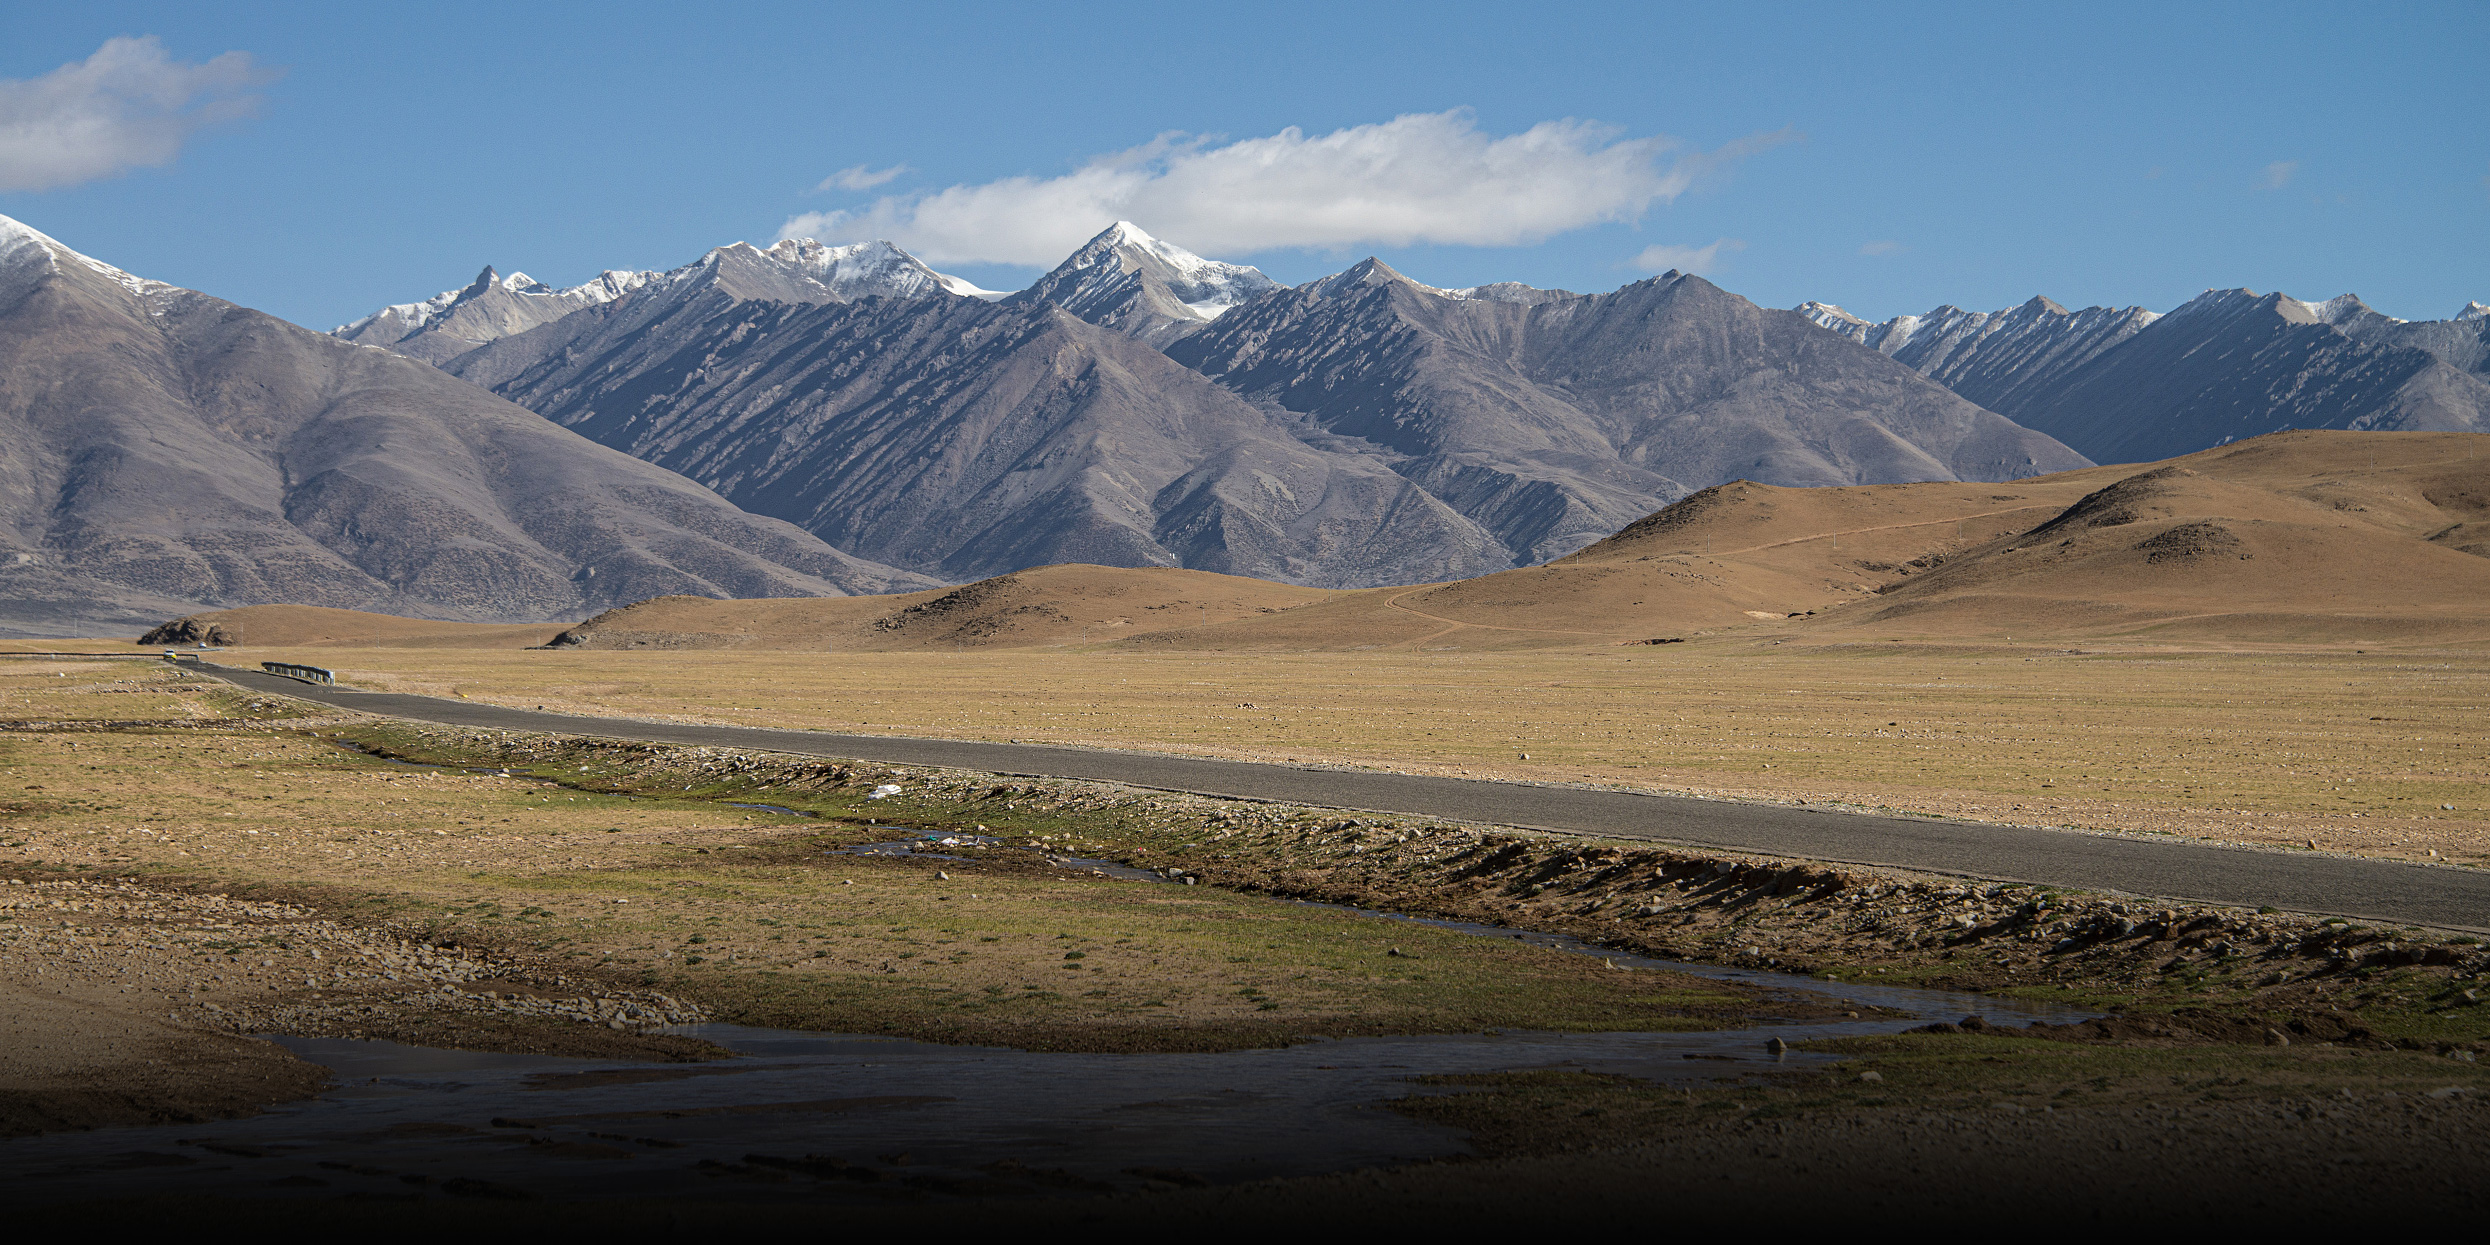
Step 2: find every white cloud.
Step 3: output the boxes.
[2260,160,2298,191]
[1858,240,1903,257]
[0,36,274,193]
[814,162,907,192]
[1630,237,1745,276]
[778,110,1792,265]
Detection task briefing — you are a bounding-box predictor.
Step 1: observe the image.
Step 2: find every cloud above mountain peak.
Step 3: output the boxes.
[779,110,1790,266]
[0,36,275,193]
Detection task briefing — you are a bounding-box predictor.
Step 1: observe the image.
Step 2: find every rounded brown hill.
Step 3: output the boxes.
[136,430,2490,655]
[136,605,571,650]
[1117,470,2125,650]
[1830,429,2490,643]
[548,564,1335,651]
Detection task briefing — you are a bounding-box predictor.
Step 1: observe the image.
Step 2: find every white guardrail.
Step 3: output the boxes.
[260,661,337,686]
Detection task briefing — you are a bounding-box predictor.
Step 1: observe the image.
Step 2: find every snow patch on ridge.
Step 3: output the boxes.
[2284,293,2395,326]
[335,265,657,336]
[761,237,992,302]
[0,212,171,311]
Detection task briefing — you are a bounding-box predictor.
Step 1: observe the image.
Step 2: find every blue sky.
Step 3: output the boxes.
[4,1,2484,331]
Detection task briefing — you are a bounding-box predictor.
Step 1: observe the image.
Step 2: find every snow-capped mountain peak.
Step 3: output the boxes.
[1794,300,1867,330]
[335,263,658,339]
[2458,301,2489,322]
[2282,292,2395,326]
[1010,222,1278,338]
[1296,259,1570,307]
[760,237,999,302]
[336,236,990,361]
[1079,220,1277,318]
[1301,257,1422,299]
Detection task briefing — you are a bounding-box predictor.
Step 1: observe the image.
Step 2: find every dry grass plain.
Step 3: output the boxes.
[236,638,2490,869]
[0,659,1785,1064]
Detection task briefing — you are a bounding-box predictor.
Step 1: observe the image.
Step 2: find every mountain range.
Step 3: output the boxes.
[0,215,931,636]
[4,205,2480,634]
[1800,290,2490,463]
[375,221,2086,585]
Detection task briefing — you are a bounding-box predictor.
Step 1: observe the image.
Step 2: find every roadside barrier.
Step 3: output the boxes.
[261,661,336,686]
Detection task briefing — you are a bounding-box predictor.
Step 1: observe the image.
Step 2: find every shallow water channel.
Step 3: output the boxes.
[9,789,2100,1203]
[4,928,2094,1205]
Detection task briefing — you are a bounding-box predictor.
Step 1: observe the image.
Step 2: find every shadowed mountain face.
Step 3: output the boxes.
[1797,296,2162,418]
[2006,292,2490,464]
[1801,292,2490,464]
[1170,263,2091,564]
[448,290,1509,588]
[0,215,931,636]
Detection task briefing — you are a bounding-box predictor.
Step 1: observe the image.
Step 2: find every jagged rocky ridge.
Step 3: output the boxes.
[1802,291,2490,463]
[0,214,932,636]
[337,238,995,365]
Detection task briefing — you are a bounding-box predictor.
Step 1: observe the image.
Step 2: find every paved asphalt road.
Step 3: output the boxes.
[194,662,2485,930]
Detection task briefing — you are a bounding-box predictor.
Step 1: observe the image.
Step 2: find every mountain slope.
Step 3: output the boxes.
[455,286,1509,587]
[1171,262,2091,564]
[0,214,931,635]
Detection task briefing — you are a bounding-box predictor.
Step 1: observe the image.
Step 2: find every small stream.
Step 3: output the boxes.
[0,942,2093,1206]
[15,766,2100,1203]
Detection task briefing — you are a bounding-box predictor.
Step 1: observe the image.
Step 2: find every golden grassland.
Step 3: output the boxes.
[215,636,2490,867]
[8,658,2488,1207]
[0,659,1777,1051]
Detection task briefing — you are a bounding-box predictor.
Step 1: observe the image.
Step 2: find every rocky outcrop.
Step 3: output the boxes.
[137,616,240,647]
